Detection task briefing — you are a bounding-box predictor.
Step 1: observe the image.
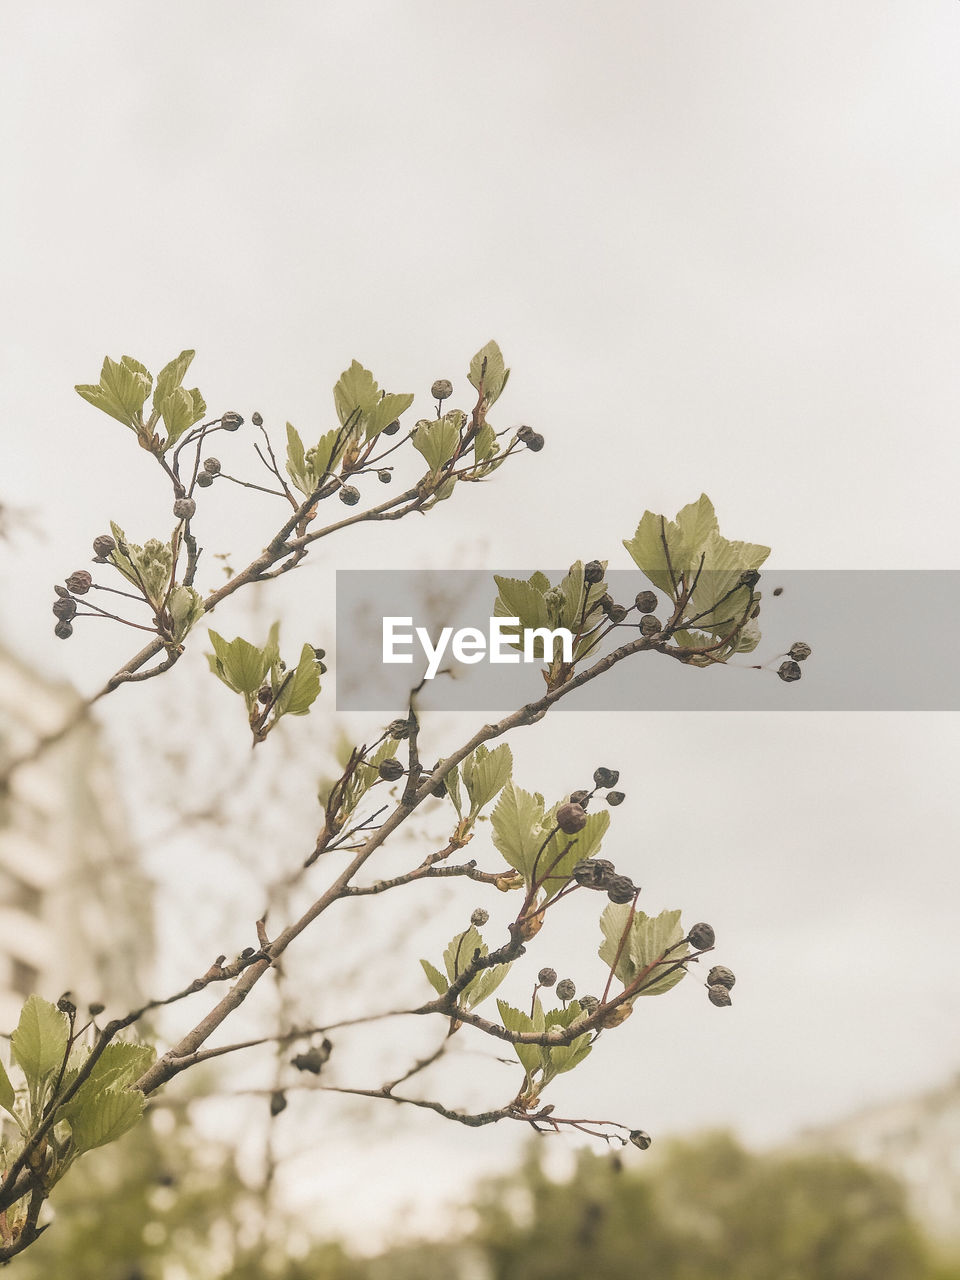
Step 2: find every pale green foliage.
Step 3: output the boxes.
[207,622,322,741]
[420,924,511,1010]
[108,522,174,611]
[490,782,610,891]
[493,560,609,666]
[76,349,206,451]
[599,905,689,995]
[411,412,463,473]
[468,339,510,407]
[497,998,592,1098]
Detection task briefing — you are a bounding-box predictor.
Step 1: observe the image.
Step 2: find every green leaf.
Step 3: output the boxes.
[490,783,546,885]
[367,391,414,440]
[623,510,681,596]
[153,349,196,404]
[549,1034,593,1076]
[333,360,380,429]
[275,644,322,717]
[497,1000,540,1078]
[59,1043,156,1121]
[420,959,449,996]
[462,743,513,815]
[68,1087,144,1154]
[468,341,509,407]
[0,1057,15,1115]
[465,964,511,1009]
[411,414,461,472]
[224,638,268,696]
[167,585,205,643]
[538,807,610,890]
[75,355,153,429]
[157,384,206,447]
[599,906,689,995]
[285,423,310,493]
[10,996,69,1088]
[493,575,549,646]
[442,925,485,983]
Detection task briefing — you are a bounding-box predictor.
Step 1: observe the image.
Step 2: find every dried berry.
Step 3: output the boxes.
[516,425,534,441]
[773,586,784,596]
[777,660,802,683]
[578,995,600,1015]
[607,603,627,623]
[634,590,658,613]
[65,570,92,595]
[606,874,637,904]
[584,560,605,585]
[173,497,196,520]
[221,411,243,431]
[470,907,489,927]
[556,978,576,1002]
[556,802,587,835]
[639,614,661,636]
[537,967,557,987]
[57,991,77,1015]
[382,419,401,436]
[707,965,736,989]
[54,584,70,598]
[687,922,716,951]
[739,569,761,589]
[431,379,453,401]
[378,470,392,484]
[203,457,221,475]
[257,684,272,705]
[788,642,812,662]
[523,431,545,452]
[270,1090,287,1116]
[387,718,413,739]
[291,1038,332,1074]
[597,593,614,614]
[572,858,615,889]
[707,983,732,1007]
[53,597,77,622]
[378,758,405,782]
[629,1130,652,1150]
[92,534,116,559]
[54,620,74,640]
[606,791,625,806]
[593,767,619,789]
[339,485,361,506]
[196,472,214,488]
[252,411,264,427]
[569,789,590,807]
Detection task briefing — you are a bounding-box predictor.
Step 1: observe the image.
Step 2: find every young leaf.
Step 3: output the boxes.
[274,644,322,716]
[68,1087,144,1154]
[468,340,509,407]
[462,743,513,815]
[442,925,485,983]
[10,996,70,1088]
[0,1057,15,1115]
[156,384,206,447]
[490,783,546,886]
[153,349,196,404]
[58,1043,156,1122]
[333,360,380,429]
[411,415,461,472]
[420,960,449,996]
[464,964,511,1010]
[599,906,689,995]
[497,1000,540,1079]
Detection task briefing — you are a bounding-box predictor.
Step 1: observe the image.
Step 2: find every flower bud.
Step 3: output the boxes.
[387,718,413,739]
[203,457,221,475]
[629,1130,652,1150]
[378,758,405,782]
[593,767,619,789]
[569,789,590,807]
[291,1038,333,1074]
[65,570,92,595]
[606,790,625,806]
[92,534,116,559]
[221,411,243,431]
[788,642,812,662]
[54,620,74,639]
[572,858,615,889]
[634,590,658,613]
[252,411,264,427]
[431,379,453,401]
[339,485,361,506]
[57,991,77,1015]
[639,614,661,636]
[578,995,600,1015]
[707,965,735,989]
[707,983,732,1007]
[54,584,70,598]
[537,967,557,987]
[173,497,196,520]
[556,978,576,1002]
[606,874,637,904]
[556,802,587,835]
[382,419,401,436]
[257,684,272,705]
[687,922,716,951]
[777,660,801,683]
[53,597,77,622]
[470,907,489,927]
[584,560,605,585]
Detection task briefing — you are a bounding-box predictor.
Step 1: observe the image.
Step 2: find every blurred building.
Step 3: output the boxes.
[795,1073,960,1243]
[0,642,153,1030]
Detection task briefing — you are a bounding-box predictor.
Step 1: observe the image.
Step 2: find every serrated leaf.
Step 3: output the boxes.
[153,349,196,403]
[464,963,511,1009]
[623,511,681,596]
[157,384,205,447]
[557,562,586,630]
[443,925,485,983]
[490,783,546,885]
[275,644,322,716]
[0,1058,15,1115]
[497,1000,540,1077]
[411,415,461,472]
[468,341,509,406]
[59,1043,156,1122]
[420,959,449,996]
[463,743,513,815]
[10,996,69,1088]
[223,638,268,696]
[167,585,205,642]
[367,391,414,440]
[599,906,689,994]
[537,808,610,891]
[674,494,720,564]
[68,1087,144,1154]
[549,1034,593,1076]
[333,360,380,429]
[285,423,310,493]
[492,575,549,647]
[473,423,497,461]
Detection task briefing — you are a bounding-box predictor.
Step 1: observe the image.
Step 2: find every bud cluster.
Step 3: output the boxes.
[572,858,639,904]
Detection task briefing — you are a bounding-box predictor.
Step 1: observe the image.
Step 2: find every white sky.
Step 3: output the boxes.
[2,0,959,1246]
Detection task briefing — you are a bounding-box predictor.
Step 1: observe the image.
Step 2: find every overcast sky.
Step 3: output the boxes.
[2,0,959,1246]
